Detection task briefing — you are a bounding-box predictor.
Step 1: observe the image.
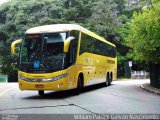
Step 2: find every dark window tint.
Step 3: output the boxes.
[80,33,116,58]
[65,31,79,67]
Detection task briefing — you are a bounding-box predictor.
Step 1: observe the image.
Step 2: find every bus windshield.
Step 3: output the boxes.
[19,32,67,73]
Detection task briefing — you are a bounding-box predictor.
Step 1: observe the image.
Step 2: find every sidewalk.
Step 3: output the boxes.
[141,83,160,95]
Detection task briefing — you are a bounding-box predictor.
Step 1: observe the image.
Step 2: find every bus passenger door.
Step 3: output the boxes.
[66,38,79,89]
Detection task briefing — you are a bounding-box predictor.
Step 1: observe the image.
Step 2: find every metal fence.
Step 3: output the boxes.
[0,75,8,83]
[131,70,150,79]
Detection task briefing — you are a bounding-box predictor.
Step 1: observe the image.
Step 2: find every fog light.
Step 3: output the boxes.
[58,83,63,88]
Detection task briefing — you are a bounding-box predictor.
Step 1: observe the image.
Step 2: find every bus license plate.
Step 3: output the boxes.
[35,84,44,88]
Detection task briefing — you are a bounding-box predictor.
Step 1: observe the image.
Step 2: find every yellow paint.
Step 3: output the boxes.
[11,39,22,54]
[64,37,75,52]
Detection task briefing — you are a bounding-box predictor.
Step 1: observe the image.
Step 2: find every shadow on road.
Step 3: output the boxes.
[23,83,111,100]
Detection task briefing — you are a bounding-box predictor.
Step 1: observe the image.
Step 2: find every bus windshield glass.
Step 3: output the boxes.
[19,32,67,73]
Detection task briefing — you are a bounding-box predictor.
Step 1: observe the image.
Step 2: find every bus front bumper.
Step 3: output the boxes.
[18,78,70,91]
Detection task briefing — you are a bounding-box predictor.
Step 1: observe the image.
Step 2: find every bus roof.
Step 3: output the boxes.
[25,24,115,47]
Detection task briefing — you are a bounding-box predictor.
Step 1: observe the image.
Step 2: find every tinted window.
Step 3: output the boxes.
[65,30,79,67]
[80,33,116,58]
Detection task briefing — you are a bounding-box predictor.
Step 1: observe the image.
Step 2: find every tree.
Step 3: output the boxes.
[126,2,160,63]
[0,0,66,42]
[63,0,94,22]
[126,1,160,88]
[90,0,121,37]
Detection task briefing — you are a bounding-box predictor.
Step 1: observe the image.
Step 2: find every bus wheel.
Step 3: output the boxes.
[75,76,83,95]
[104,74,109,87]
[38,90,44,96]
[108,73,113,86]
[108,76,111,86]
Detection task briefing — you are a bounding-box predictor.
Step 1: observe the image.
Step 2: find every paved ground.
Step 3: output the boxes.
[0,79,160,119]
[141,83,160,95]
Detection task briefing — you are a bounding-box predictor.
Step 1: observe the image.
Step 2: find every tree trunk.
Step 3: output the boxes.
[149,64,160,88]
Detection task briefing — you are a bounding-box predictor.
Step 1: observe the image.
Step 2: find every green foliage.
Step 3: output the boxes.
[122,0,152,18]
[90,0,120,37]
[126,1,160,64]
[0,41,17,77]
[0,55,17,77]
[0,0,66,42]
[152,0,160,3]
[64,0,94,22]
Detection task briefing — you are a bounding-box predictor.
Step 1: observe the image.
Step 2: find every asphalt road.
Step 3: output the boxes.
[0,79,160,119]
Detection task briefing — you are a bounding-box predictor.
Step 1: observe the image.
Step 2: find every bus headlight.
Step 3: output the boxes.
[18,72,69,82]
[18,75,31,82]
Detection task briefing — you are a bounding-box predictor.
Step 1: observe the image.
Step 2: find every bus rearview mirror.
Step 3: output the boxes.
[64,37,75,53]
[11,39,22,55]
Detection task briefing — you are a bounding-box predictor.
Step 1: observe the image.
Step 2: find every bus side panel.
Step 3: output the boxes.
[77,53,117,86]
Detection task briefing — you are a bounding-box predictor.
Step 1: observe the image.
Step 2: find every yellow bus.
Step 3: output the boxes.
[11,24,117,95]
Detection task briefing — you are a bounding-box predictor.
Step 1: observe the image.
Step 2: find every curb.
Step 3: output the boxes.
[140,84,160,96]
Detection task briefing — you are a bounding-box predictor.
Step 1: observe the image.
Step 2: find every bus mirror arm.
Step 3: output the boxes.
[64,37,75,53]
[11,39,22,55]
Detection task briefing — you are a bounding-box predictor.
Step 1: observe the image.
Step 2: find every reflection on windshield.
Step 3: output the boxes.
[20,32,67,73]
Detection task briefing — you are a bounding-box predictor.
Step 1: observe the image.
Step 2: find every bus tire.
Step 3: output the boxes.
[38,90,44,96]
[104,74,109,87]
[108,77,111,86]
[74,76,83,95]
[108,73,113,86]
